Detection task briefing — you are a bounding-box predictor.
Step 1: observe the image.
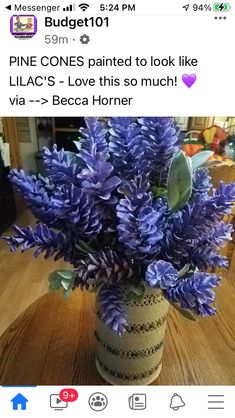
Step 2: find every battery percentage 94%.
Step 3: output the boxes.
[183,4,212,11]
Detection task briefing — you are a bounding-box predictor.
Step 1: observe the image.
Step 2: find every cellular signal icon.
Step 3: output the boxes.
[79,3,90,11]
[62,4,75,11]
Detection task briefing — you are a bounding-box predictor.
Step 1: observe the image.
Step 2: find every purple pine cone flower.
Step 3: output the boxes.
[192,168,212,194]
[97,284,127,335]
[117,176,164,260]
[145,260,179,289]
[42,145,81,186]
[165,271,220,316]
[4,224,72,261]
[79,117,109,155]
[74,250,134,289]
[51,184,102,237]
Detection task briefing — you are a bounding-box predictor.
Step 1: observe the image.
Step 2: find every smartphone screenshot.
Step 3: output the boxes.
[0,0,234,416]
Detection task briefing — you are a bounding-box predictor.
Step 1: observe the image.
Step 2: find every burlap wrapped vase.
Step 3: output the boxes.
[95,289,169,385]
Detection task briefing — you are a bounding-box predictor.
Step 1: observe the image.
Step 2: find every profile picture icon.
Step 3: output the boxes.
[10,15,37,39]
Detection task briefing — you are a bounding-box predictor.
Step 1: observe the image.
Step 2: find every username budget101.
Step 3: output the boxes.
[44,16,109,29]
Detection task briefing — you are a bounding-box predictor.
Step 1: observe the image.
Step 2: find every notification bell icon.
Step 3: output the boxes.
[169,393,185,411]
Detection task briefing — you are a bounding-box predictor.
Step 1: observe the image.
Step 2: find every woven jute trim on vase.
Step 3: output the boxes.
[96,356,162,381]
[95,331,164,359]
[96,312,168,334]
[126,313,168,334]
[125,293,166,307]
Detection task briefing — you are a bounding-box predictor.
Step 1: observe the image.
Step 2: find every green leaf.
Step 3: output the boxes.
[61,279,72,290]
[171,302,197,321]
[167,151,192,211]
[48,271,63,292]
[128,283,145,296]
[48,270,74,297]
[57,270,73,280]
[125,284,146,303]
[62,277,75,299]
[178,264,190,278]
[191,151,214,170]
[151,186,167,198]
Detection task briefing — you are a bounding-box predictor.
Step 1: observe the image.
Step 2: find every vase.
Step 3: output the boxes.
[95,289,169,385]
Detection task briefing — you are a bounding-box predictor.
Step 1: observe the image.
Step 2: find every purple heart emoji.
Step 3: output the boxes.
[182,74,197,88]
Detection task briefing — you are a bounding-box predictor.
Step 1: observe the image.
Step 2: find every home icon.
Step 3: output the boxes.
[11,393,28,410]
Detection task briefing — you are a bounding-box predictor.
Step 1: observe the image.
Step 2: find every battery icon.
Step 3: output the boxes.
[213,3,230,11]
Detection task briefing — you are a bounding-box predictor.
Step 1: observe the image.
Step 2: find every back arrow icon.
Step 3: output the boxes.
[41,98,48,105]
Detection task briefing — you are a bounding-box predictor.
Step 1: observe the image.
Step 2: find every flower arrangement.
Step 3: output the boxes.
[4,117,235,336]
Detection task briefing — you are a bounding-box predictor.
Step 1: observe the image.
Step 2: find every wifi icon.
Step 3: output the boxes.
[79,3,89,11]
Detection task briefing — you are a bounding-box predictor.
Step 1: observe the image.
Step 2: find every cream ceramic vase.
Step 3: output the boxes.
[95,289,169,385]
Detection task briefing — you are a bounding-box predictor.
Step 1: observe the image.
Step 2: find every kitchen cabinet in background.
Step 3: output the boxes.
[188,117,210,131]
[174,117,189,131]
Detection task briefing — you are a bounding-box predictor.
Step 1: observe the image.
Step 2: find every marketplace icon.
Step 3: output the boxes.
[10,15,37,39]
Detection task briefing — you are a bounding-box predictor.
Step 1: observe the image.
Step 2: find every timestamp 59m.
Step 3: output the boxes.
[45,35,69,44]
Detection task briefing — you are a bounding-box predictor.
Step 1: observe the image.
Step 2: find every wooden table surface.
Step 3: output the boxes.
[0,279,234,386]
